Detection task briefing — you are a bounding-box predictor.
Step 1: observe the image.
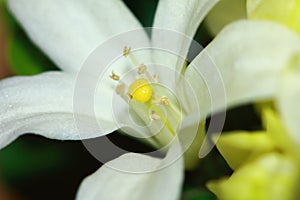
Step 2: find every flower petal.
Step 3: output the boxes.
[76,151,184,200]
[8,0,145,72]
[208,153,299,200]
[0,72,117,149]
[262,108,300,157]
[153,0,219,38]
[277,57,300,150]
[214,131,275,170]
[185,20,300,115]
[247,0,300,35]
[151,0,219,72]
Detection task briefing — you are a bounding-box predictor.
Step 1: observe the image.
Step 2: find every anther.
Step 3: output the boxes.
[137,64,155,82]
[151,110,160,120]
[160,96,169,106]
[123,46,131,57]
[127,93,133,100]
[110,71,120,81]
[115,84,125,95]
[138,64,147,74]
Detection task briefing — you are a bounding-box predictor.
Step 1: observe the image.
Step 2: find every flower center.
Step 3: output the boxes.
[128,78,152,103]
[109,47,182,147]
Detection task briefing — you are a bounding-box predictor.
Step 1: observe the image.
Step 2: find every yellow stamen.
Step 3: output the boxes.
[138,64,147,74]
[123,46,131,57]
[150,104,176,136]
[160,96,169,106]
[110,71,120,81]
[151,110,161,120]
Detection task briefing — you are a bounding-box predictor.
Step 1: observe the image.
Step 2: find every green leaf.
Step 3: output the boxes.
[0,138,68,182]
[0,0,6,7]
[2,3,58,75]
[182,187,216,200]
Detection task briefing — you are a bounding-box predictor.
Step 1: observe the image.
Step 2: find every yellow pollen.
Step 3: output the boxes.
[138,64,147,74]
[160,96,169,106]
[110,71,120,81]
[128,78,152,102]
[123,46,131,57]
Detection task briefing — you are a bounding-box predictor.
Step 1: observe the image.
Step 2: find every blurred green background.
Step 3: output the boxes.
[0,0,257,199]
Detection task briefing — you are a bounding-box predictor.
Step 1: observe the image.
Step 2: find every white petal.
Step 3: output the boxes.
[0,72,117,149]
[151,0,219,73]
[177,112,204,169]
[153,0,219,38]
[76,151,184,200]
[8,0,145,72]
[277,62,300,149]
[185,20,300,115]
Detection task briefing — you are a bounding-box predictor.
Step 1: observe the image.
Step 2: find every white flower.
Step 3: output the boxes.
[2,0,300,199]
